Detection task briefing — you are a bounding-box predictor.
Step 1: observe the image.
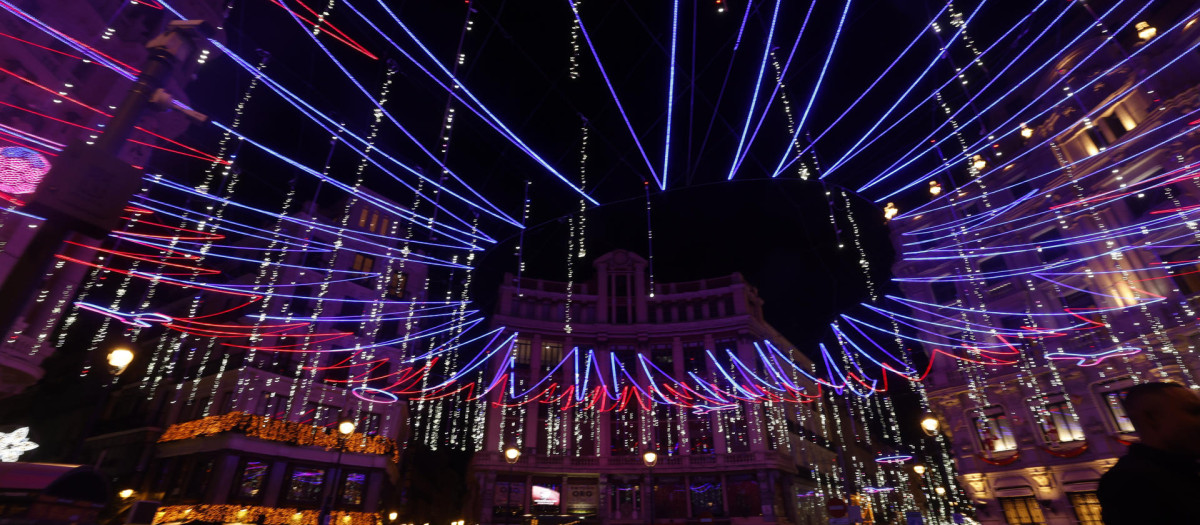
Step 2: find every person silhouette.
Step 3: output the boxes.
[1098,381,1200,524]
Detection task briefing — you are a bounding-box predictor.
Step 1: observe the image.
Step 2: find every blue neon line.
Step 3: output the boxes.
[866,0,1141,196]
[567,0,662,188]
[817,0,993,179]
[775,2,951,174]
[777,0,851,179]
[662,0,680,190]
[729,0,817,178]
[889,5,1200,207]
[363,0,599,205]
[727,0,782,181]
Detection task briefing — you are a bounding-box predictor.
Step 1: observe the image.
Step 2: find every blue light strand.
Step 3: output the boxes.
[888,4,1200,207]
[865,0,1143,196]
[771,0,851,179]
[662,0,680,190]
[363,0,600,205]
[565,0,662,188]
[726,0,782,181]
[816,0,994,179]
[273,2,523,228]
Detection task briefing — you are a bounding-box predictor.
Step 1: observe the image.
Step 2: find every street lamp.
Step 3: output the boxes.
[642,451,657,524]
[1136,21,1156,41]
[108,347,134,376]
[912,464,926,476]
[388,512,398,522]
[319,419,356,525]
[920,413,940,436]
[504,447,521,464]
[972,154,987,172]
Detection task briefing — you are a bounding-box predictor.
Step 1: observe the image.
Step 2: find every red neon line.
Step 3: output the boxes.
[0,31,82,59]
[0,1,141,73]
[0,66,113,117]
[131,0,165,9]
[267,0,378,59]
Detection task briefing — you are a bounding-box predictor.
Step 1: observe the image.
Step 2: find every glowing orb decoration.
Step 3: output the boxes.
[0,427,38,462]
[0,147,51,195]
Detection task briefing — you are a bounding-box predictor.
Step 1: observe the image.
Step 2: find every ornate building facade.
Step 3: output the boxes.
[889,6,1200,524]
[470,250,855,525]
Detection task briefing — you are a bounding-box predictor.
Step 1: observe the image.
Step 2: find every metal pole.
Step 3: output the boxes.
[320,444,344,525]
[0,47,179,340]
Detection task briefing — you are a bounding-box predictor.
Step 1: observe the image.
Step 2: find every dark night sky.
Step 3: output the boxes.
[165,0,1086,356]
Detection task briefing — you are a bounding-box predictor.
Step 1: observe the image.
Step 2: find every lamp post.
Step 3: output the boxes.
[642,451,657,525]
[69,345,135,462]
[919,413,940,437]
[319,419,356,525]
[502,447,520,518]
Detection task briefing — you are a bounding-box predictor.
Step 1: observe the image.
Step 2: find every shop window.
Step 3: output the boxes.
[182,458,214,500]
[653,477,688,518]
[339,471,366,506]
[493,477,526,521]
[1068,491,1103,525]
[727,474,762,517]
[531,478,561,516]
[999,496,1045,525]
[689,476,724,518]
[231,459,269,501]
[611,481,642,520]
[974,408,1018,453]
[285,465,326,504]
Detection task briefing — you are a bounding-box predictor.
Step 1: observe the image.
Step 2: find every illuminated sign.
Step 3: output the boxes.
[531,485,560,506]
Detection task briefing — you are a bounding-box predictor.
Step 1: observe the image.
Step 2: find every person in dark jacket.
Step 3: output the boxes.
[1097,381,1200,524]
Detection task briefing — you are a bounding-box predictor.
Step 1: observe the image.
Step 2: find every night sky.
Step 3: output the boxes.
[163,0,1079,356]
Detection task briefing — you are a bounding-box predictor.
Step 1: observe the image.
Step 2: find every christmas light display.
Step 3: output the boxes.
[0,427,38,462]
[6,2,1200,522]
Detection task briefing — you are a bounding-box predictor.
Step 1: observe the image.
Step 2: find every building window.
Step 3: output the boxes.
[540,342,562,374]
[1163,246,1200,295]
[1041,399,1085,443]
[285,465,326,504]
[974,409,1018,453]
[358,412,382,436]
[932,280,957,304]
[260,392,288,419]
[653,405,678,454]
[611,481,642,520]
[513,339,531,369]
[231,459,270,501]
[683,344,707,376]
[979,256,1008,287]
[305,403,339,429]
[339,471,366,506]
[1103,390,1136,433]
[336,299,365,334]
[357,209,390,234]
[1068,491,1103,525]
[351,254,375,274]
[386,270,408,299]
[999,496,1045,525]
[687,411,713,454]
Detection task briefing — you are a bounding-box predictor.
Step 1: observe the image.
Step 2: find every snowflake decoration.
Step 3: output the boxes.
[0,427,39,462]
